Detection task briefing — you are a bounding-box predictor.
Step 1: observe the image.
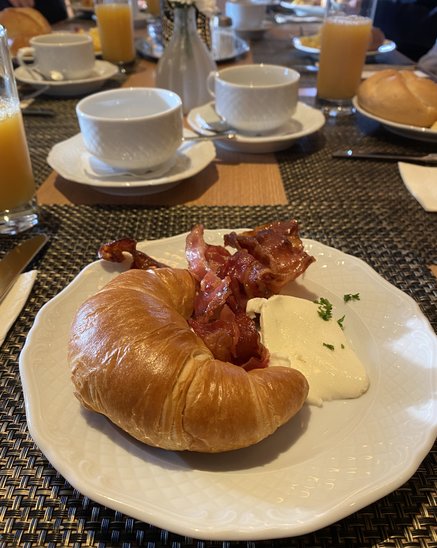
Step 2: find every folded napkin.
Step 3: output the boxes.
[0,270,38,347]
[398,162,437,212]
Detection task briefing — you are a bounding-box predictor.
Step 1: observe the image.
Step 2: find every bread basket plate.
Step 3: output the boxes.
[292,36,396,57]
[353,97,437,142]
[19,231,437,540]
[280,1,325,16]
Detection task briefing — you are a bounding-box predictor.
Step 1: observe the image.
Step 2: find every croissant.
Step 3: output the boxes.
[69,267,309,453]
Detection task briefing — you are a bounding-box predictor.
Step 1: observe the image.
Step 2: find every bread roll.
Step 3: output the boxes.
[0,7,51,55]
[357,69,437,128]
[69,268,309,453]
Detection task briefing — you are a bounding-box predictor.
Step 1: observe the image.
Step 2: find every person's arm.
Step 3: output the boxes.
[8,0,34,6]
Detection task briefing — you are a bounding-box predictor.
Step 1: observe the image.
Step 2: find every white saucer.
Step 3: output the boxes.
[353,97,437,143]
[14,60,119,97]
[187,101,325,153]
[47,129,216,196]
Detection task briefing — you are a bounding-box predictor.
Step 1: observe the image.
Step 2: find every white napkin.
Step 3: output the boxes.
[398,162,437,212]
[0,270,38,347]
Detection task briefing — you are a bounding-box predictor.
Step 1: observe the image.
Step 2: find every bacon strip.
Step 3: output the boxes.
[98,221,315,371]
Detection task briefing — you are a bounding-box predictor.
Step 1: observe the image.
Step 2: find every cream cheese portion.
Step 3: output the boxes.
[247,295,369,406]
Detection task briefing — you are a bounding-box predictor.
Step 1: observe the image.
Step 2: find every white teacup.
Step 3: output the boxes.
[76,87,184,171]
[207,64,300,134]
[225,0,267,30]
[17,32,95,81]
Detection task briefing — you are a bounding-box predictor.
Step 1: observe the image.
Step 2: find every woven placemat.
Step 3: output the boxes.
[0,204,435,547]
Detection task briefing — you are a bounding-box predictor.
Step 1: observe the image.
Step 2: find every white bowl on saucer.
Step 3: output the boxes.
[76,87,184,171]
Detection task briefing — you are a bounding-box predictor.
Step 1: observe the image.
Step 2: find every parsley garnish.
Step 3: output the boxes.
[315,297,333,321]
[337,315,345,330]
[344,293,360,303]
[341,344,345,349]
[323,343,335,351]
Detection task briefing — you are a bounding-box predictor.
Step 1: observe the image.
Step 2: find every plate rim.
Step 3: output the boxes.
[292,36,396,57]
[19,231,437,540]
[353,97,437,141]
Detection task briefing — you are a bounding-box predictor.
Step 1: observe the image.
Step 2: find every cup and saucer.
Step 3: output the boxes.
[14,61,119,97]
[47,88,216,196]
[14,32,118,97]
[47,129,215,196]
[189,64,325,154]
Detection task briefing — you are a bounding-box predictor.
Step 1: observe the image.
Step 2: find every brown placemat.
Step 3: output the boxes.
[0,204,435,547]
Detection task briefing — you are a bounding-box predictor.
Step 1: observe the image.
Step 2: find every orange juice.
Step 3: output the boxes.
[95,3,135,64]
[0,104,35,211]
[316,15,372,100]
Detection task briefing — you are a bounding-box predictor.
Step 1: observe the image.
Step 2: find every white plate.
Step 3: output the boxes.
[135,34,250,63]
[47,129,216,196]
[280,1,325,16]
[292,36,397,57]
[19,231,437,540]
[353,97,437,143]
[14,60,118,97]
[187,102,325,153]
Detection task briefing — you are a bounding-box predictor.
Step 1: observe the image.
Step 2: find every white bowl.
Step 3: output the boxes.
[76,87,183,170]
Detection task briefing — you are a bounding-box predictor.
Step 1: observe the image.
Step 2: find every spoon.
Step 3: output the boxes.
[25,66,65,82]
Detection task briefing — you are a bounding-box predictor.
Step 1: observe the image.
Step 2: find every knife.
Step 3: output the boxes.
[0,234,48,303]
[332,150,437,165]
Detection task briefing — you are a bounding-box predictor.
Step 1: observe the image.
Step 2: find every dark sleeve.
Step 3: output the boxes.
[34,0,68,23]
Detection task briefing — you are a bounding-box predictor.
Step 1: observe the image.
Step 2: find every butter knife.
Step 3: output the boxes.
[332,150,437,165]
[0,234,48,303]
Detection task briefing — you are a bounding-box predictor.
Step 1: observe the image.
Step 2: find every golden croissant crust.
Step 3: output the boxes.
[69,268,309,453]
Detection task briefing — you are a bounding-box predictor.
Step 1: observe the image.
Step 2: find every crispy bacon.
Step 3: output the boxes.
[98,220,315,370]
[98,238,167,270]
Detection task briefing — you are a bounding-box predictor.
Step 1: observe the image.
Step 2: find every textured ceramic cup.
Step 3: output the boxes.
[225,0,267,30]
[17,32,95,80]
[207,64,300,134]
[76,87,183,170]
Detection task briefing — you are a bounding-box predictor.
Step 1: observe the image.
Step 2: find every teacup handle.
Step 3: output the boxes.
[206,71,218,98]
[16,47,36,67]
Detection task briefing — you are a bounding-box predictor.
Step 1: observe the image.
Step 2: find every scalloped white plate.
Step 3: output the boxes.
[19,232,437,540]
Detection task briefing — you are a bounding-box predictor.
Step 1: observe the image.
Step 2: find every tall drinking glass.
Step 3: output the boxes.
[94,0,136,69]
[316,0,378,116]
[0,25,38,235]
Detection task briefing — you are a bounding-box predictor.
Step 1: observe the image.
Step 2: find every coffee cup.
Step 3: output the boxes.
[225,0,267,30]
[76,87,184,171]
[207,64,300,134]
[17,32,95,81]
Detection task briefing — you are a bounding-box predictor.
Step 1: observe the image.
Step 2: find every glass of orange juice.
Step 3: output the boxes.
[94,0,136,69]
[0,25,38,235]
[316,0,377,116]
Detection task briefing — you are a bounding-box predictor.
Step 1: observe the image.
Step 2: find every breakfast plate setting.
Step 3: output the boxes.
[187,101,326,153]
[14,60,119,97]
[47,129,216,195]
[292,36,397,58]
[280,0,325,17]
[135,33,250,64]
[353,97,437,143]
[19,230,437,540]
